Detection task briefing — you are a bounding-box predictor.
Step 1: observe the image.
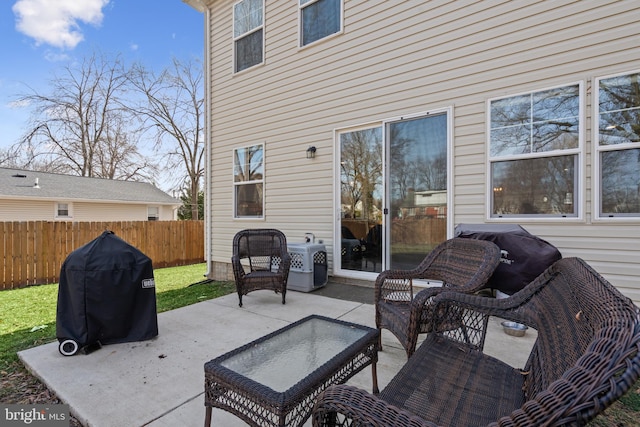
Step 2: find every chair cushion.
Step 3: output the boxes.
[380,334,525,426]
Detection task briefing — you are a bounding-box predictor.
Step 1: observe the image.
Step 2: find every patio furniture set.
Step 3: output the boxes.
[204,229,640,427]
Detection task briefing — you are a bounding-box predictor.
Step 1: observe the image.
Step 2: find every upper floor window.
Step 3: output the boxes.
[234,144,264,218]
[488,83,582,218]
[595,71,640,219]
[299,0,342,47]
[233,0,264,73]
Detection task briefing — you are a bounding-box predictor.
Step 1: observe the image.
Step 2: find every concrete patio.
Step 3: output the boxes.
[18,285,536,426]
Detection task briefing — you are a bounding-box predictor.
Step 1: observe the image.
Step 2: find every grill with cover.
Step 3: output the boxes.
[56,231,158,356]
[454,223,562,295]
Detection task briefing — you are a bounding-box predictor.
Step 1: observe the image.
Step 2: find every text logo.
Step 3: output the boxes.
[142,278,156,288]
[1,405,69,426]
[500,249,515,265]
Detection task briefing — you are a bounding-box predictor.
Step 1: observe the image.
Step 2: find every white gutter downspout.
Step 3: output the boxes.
[203,5,212,278]
[184,0,212,278]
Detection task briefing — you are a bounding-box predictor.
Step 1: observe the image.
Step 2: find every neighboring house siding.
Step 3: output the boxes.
[0,199,53,221]
[203,0,640,303]
[72,202,148,221]
[0,199,176,221]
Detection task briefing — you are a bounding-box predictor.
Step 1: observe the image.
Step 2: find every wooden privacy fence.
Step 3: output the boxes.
[0,220,204,290]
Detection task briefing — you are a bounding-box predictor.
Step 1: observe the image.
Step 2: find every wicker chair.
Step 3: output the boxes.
[313,257,640,427]
[375,237,501,357]
[231,229,291,307]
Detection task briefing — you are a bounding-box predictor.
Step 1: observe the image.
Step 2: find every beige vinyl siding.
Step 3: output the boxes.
[0,199,54,221]
[72,202,148,221]
[159,205,176,220]
[0,199,176,221]
[73,202,176,221]
[204,0,640,303]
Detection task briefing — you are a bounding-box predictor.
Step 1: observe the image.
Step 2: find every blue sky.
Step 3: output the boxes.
[0,0,204,150]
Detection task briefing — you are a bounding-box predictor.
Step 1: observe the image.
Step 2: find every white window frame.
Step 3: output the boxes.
[593,70,640,221]
[486,82,584,221]
[147,206,160,221]
[233,0,265,73]
[333,107,454,279]
[55,202,72,219]
[233,143,265,219]
[298,0,343,48]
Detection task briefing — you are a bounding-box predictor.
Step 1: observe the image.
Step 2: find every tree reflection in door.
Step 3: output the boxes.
[338,113,449,273]
[340,127,383,272]
[388,114,448,271]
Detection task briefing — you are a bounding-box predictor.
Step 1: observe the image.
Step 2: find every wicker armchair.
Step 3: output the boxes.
[313,257,640,427]
[375,237,500,357]
[231,229,291,307]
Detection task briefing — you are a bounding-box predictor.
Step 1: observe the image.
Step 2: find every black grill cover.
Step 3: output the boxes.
[56,231,158,351]
[454,224,562,295]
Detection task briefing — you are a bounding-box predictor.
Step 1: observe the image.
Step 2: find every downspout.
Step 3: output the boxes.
[203,5,212,278]
[184,0,212,278]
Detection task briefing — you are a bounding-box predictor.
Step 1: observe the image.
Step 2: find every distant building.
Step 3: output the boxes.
[0,168,180,221]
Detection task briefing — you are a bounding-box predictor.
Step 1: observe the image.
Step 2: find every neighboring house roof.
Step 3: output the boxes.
[0,167,180,205]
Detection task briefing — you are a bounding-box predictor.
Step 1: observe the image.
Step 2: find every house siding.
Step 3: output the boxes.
[72,202,148,221]
[0,199,176,221]
[202,0,640,304]
[0,199,54,221]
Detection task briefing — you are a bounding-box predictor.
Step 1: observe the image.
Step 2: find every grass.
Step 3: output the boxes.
[0,263,234,379]
[0,263,638,425]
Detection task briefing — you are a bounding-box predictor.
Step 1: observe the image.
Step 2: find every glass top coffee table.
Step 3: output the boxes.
[204,314,379,427]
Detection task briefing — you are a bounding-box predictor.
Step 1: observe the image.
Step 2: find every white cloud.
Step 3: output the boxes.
[12,0,109,49]
[129,43,139,52]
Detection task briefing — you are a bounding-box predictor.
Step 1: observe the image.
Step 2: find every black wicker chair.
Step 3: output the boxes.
[313,257,640,427]
[231,229,291,307]
[375,237,501,357]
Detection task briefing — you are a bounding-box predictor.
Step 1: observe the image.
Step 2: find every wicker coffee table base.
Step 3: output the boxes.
[204,315,379,427]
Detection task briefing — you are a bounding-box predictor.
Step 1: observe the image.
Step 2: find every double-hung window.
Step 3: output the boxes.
[488,83,582,218]
[147,206,159,221]
[299,0,342,47]
[233,0,264,73]
[56,202,71,219]
[595,71,640,219]
[234,144,264,218]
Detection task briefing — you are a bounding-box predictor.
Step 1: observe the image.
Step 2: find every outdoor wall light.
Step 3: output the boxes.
[306,146,317,159]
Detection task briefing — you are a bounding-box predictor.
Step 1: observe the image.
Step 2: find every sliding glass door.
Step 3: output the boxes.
[387,113,449,270]
[337,110,450,274]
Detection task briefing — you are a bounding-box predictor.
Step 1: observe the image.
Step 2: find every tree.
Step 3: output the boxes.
[177,189,204,220]
[0,145,20,167]
[13,51,155,180]
[128,57,205,220]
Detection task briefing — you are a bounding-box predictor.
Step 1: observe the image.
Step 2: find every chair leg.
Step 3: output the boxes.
[406,333,418,358]
[377,328,383,351]
[405,345,415,358]
[204,406,212,427]
[282,290,286,304]
[238,292,243,307]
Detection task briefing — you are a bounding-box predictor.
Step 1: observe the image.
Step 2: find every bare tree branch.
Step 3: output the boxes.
[128,57,204,219]
[11,50,154,181]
